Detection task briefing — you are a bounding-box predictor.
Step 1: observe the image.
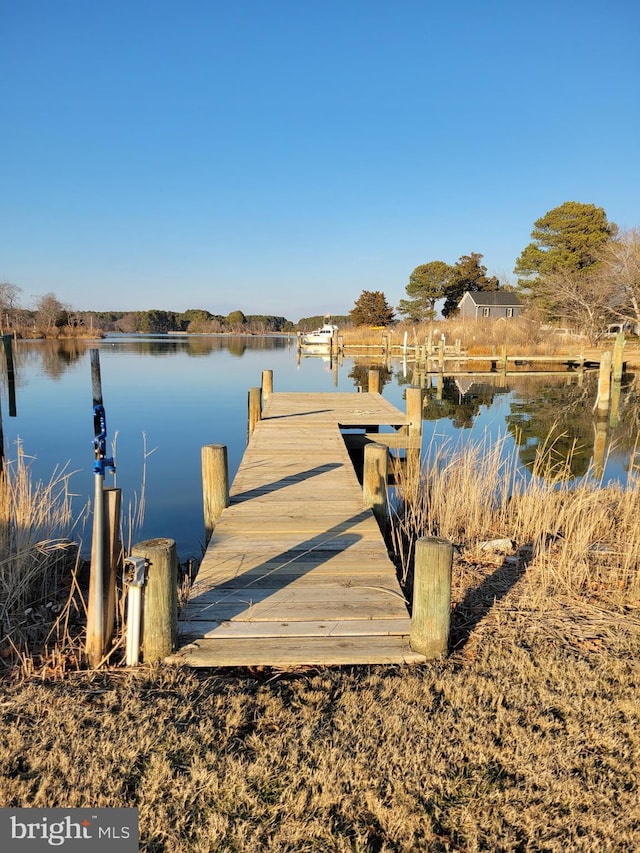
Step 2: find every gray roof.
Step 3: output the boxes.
[460,291,522,307]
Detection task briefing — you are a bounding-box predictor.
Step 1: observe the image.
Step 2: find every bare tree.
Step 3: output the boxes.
[534,269,618,344]
[598,228,640,332]
[33,292,65,330]
[0,282,23,325]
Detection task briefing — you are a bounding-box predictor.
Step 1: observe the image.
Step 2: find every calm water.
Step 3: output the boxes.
[1,335,637,561]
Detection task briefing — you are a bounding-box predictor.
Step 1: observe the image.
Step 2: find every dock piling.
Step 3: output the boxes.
[201,443,230,543]
[132,537,178,663]
[410,536,453,658]
[248,386,262,436]
[363,442,388,527]
[262,369,273,400]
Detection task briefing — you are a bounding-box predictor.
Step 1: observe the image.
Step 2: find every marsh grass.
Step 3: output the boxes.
[390,427,640,609]
[0,444,84,669]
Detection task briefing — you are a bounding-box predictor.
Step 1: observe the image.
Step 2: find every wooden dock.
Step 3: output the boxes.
[167,390,427,668]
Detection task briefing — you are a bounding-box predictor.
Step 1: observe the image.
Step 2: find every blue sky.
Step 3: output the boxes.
[1,0,638,322]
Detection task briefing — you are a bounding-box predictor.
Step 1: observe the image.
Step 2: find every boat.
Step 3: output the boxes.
[300,321,339,346]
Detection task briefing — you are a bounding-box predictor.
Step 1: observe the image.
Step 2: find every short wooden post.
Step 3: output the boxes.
[410,536,453,658]
[201,443,229,542]
[133,537,178,663]
[368,369,380,394]
[612,333,624,382]
[596,350,612,412]
[248,386,261,435]
[2,334,16,416]
[103,487,122,650]
[262,369,273,401]
[363,442,388,527]
[405,386,423,435]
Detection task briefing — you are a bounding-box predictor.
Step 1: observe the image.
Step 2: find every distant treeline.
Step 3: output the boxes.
[75,309,296,334]
[78,310,354,335]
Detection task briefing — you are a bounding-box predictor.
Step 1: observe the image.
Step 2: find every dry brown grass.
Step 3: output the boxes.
[390,430,640,608]
[341,318,578,357]
[0,444,84,667]
[0,614,638,851]
[1,435,639,851]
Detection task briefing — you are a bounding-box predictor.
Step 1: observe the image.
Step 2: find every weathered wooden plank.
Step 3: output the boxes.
[182,586,409,622]
[173,388,418,668]
[167,636,426,667]
[178,617,413,640]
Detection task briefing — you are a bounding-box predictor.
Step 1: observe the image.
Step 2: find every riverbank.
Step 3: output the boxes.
[1,574,638,851]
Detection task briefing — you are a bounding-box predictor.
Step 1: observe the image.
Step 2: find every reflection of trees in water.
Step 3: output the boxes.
[347,361,392,391]
[505,372,639,478]
[6,339,89,383]
[423,377,508,429]
[0,336,293,386]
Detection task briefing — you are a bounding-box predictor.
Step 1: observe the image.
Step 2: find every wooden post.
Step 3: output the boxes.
[133,537,178,663]
[363,442,388,527]
[410,536,453,658]
[405,386,423,435]
[438,337,445,371]
[86,349,106,668]
[368,369,380,394]
[612,333,624,382]
[262,369,273,401]
[248,386,261,436]
[2,334,16,417]
[596,350,612,412]
[103,487,122,651]
[201,443,229,542]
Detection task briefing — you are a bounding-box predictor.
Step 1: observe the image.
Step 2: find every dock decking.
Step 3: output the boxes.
[168,391,426,668]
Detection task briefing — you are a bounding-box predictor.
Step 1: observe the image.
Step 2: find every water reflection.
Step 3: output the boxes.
[0,336,637,556]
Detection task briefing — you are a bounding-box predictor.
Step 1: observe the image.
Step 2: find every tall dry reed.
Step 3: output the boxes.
[390,428,640,602]
[0,443,83,659]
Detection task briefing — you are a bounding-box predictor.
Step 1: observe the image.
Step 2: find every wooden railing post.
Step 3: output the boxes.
[103,487,122,651]
[132,537,178,663]
[201,443,229,543]
[612,333,624,382]
[596,350,612,412]
[262,369,273,401]
[248,386,261,436]
[410,536,453,658]
[405,386,423,435]
[363,442,388,527]
[368,369,380,394]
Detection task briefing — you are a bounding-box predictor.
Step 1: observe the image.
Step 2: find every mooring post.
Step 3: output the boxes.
[612,333,624,382]
[132,537,178,663]
[410,536,453,658]
[103,487,122,652]
[596,350,612,412]
[368,369,380,394]
[363,442,388,528]
[262,369,273,401]
[405,386,423,435]
[201,443,229,543]
[248,386,261,436]
[2,334,16,417]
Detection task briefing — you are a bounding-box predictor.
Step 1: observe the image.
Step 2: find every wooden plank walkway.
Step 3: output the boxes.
[167,391,426,667]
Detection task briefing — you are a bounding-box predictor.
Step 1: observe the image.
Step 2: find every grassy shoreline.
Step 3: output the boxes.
[1,331,639,850]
